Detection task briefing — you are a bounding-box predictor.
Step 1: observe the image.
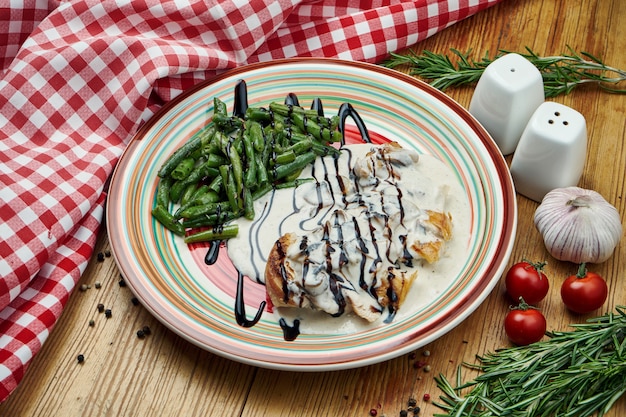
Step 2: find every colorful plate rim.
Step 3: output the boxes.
[106,58,517,370]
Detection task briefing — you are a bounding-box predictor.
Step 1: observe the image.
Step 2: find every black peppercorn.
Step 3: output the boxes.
[97,252,104,262]
[400,410,408,417]
[136,329,145,339]
[131,297,139,306]
[104,309,112,318]
[142,326,151,335]
[97,303,105,313]
[77,354,85,363]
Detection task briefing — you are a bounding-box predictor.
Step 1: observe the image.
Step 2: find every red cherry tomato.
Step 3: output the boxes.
[561,263,608,314]
[504,303,547,346]
[505,260,549,304]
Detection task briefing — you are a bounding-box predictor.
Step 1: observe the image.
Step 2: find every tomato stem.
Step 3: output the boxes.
[576,262,588,279]
[512,297,538,311]
[522,258,548,274]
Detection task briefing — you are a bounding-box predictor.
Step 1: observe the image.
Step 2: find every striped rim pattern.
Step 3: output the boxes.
[107,59,517,370]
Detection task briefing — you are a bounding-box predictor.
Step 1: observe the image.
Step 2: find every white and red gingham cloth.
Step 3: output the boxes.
[0,0,503,401]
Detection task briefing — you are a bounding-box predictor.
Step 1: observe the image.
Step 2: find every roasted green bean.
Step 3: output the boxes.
[152,94,346,242]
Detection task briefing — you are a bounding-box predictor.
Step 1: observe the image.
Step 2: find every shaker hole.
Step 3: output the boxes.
[554,111,561,116]
[548,120,554,124]
[510,67,516,72]
[563,121,569,126]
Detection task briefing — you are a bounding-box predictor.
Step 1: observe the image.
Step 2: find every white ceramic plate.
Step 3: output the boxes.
[107,59,517,370]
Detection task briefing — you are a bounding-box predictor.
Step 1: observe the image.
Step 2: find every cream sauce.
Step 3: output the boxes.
[227,143,471,334]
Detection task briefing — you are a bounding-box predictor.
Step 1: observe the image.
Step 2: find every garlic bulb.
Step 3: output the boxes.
[534,187,623,264]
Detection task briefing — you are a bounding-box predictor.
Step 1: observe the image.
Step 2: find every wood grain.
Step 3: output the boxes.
[2,0,625,415]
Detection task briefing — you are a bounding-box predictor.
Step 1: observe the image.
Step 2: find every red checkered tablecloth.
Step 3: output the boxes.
[0,0,503,402]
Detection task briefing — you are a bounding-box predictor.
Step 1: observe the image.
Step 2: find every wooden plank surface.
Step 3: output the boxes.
[2,0,625,415]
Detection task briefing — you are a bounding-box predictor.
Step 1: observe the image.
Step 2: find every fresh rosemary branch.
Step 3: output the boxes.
[433,306,626,417]
[383,47,626,97]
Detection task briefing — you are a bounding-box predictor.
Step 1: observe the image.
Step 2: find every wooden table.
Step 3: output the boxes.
[2,0,625,415]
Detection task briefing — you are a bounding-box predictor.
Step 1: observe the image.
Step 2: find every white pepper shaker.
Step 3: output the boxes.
[510,102,587,202]
[469,53,544,155]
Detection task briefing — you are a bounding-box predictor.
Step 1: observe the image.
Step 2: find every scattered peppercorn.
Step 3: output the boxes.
[104,308,112,318]
[142,326,151,335]
[118,278,126,287]
[369,409,378,416]
[137,329,145,339]
[104,250,111,257]
[97,252,104,262]
[97,303,105,313]
[400,410,408,417]
[422,350,430,357]
[131,297,139,306]
[413,360,426,369]
[412,406,420,415]
[423,394,431,402]
[423,365,431,373]
[407,398,417,407]
[88,319,95,327]
[77,354,85,363]
[94,281,102,289]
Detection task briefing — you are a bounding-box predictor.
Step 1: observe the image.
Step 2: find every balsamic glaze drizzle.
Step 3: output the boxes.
[235,270,266,328]
[204,241,221,265]
[338,102,370,145]
[233,79,248,118]
[279,318,300,341]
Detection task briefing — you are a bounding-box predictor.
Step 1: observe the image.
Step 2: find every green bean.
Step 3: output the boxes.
[171,157,195,180]
[217,132,244,195]
[207,175,223,193]
[169,163,219,202]
[175,190,221,218]
[220,165,240,213]
[272,151,316,181]
[213,114,243,132]
[204,153,228,167]
[181,210,240,229]
[180,182,198,205]
[189,184,211,201]
[151,205,185,236]
[214,97,228,116]
[273,149,296,166]
[254,153,268,186]
[184,224,239,243]
[157,125,213,178]
[178,201,231,220]
[269,102,320,119]
[156,177,173,208]
[245,107,272,123]
[242,187,255,220]
[246,120,265,152]
[242,132,257,188]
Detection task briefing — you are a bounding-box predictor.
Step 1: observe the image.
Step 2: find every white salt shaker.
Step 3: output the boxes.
[469,53,544,155]
[510,102,587,202]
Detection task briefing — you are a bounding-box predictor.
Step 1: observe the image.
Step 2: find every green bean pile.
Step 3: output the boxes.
[151,97,343,243]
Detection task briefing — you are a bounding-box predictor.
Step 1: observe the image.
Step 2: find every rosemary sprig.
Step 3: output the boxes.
[433,306,626,417]
[383,47,626,97]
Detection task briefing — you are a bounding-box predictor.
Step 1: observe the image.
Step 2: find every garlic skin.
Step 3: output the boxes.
[534,187,623,264]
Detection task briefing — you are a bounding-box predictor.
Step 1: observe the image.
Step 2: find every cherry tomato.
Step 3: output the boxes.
[505,260,549,304]
[504,303,547,346]
[561,263,608,314]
